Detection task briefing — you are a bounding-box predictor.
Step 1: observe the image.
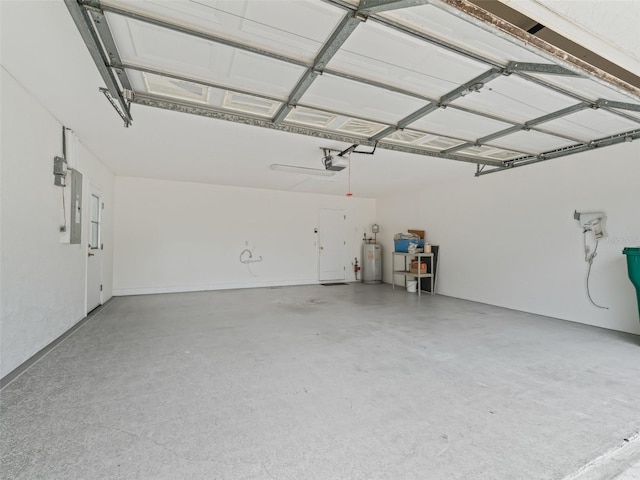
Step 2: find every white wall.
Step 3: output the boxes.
[377,141,640,335]
[113,177,376,295]
[0,68,115,378]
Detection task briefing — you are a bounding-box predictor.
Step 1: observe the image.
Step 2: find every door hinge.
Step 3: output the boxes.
[101,202,105,210]
[100,284,103,291]
[344,215,346,220]
[344,241,346,245]
[101,243,104,250]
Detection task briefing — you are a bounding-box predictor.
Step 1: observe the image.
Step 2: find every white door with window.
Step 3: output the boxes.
[86,189,102,312]
[318,209,346,282]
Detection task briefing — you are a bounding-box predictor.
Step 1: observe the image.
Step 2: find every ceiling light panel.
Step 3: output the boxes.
[488,130,576,153]
[380,5,551,66]
[326,21,488,98]
[452,75,578,123]
[105,13,306,97]
[410,108,513,140]
[302,74,427,123]
[540,108,640,138]
[101,0,344,63]
[270,164,335,177]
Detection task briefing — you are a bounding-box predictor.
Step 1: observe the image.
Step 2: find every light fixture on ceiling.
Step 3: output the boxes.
[270,164,335,177]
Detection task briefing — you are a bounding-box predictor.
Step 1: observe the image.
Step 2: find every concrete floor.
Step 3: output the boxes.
[2,284,640,480]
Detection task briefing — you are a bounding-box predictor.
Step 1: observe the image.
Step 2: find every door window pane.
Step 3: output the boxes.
[90,194,100,249]
[90,222,99,249]
[91,195,99,222]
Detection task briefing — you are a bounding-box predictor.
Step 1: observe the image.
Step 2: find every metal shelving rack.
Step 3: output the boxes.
[392,252,437,296]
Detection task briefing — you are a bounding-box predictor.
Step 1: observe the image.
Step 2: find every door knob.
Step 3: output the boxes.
[320,246,324,250]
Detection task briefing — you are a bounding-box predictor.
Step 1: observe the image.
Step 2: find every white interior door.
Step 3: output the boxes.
[318,209,346,282]
[86,190,102,312]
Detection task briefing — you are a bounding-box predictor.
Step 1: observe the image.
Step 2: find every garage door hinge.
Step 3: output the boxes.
[101,243,104,250]
[100,285,103,291]
[101,202,104,210]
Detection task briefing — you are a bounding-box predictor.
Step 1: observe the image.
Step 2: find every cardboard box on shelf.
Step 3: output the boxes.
[408,229,425,239]
[410,260,427,274]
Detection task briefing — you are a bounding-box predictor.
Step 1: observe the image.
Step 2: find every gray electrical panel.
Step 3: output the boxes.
[70,169,82,244]
[53,156,67,186]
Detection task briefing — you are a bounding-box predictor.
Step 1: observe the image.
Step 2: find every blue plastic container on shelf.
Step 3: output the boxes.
[394,239,424,253]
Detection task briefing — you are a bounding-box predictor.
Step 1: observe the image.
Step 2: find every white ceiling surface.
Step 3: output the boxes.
[2,1,640,198]
[0,1,472,198]
[498,0,640,78]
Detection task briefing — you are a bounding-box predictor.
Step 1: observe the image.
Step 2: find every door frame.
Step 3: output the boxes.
[85,183,103,314]
[317,208,346,283]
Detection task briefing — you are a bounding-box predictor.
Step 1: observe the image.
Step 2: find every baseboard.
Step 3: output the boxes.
[0,298,113,389]
[113,279,322,296]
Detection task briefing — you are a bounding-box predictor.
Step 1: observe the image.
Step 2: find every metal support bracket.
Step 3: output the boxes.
[272,11,364,124]
[506,61,581,77]
[369,68,503,142]
[65,0,132,125]
[99,88,131,127]
[443,102,591,154]
[596,99,640,112]
[87,8,133,92]
[133,93,504,166]
[359,0,429,15]
[478,129,640,176]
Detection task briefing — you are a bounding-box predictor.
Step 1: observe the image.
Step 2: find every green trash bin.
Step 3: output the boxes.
[623,247,640,323]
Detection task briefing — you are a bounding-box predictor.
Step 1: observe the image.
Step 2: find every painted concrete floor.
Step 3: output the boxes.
[2,284,640,480]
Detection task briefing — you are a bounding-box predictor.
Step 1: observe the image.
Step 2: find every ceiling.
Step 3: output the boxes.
[2,0,640,197]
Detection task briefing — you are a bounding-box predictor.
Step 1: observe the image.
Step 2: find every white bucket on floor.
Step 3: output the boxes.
[406,280,418,293]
